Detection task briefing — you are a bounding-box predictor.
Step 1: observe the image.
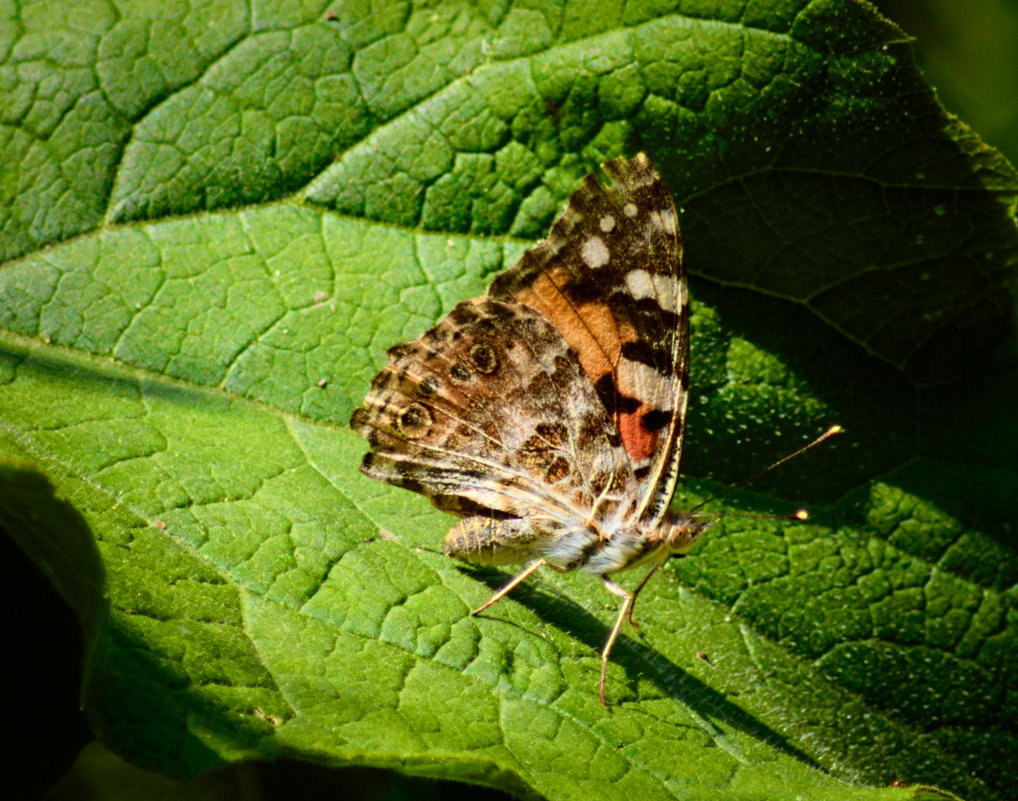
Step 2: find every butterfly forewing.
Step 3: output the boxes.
[489,154,689,528]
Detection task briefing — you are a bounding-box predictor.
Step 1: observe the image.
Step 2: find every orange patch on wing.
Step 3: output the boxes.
[516,272,639,388]
[618,408,658,462]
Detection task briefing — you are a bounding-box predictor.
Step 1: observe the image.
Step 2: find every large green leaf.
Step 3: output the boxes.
[1,1,1015,800]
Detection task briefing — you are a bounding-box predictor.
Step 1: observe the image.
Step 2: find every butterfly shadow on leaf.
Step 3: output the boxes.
[456,560,822,770]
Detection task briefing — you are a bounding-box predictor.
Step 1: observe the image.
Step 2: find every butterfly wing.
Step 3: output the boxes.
[489,154,689,528]
[351,297,637,561]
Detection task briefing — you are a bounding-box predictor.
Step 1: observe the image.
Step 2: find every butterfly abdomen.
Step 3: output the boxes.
[443,516,550,566]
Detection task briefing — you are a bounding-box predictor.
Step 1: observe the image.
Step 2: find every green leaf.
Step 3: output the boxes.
[1,2,1015,800]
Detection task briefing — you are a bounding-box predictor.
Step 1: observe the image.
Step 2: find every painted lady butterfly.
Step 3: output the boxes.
[353,154,751,704]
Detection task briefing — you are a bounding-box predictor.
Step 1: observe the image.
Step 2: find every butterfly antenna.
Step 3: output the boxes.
[689,425,843,516]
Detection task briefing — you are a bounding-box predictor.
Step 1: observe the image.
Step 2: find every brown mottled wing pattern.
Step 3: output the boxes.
[489,154,688,528]
[351,297,637,547]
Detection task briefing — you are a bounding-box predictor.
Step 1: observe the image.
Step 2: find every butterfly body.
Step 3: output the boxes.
[352,154,712,704]
[440,507,706,572]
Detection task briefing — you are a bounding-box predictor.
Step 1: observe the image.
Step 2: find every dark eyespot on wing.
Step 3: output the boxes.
[469,343,499,374]
[396,402,433,438]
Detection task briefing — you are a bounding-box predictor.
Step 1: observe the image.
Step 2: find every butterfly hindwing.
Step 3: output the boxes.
[351,297,637,556]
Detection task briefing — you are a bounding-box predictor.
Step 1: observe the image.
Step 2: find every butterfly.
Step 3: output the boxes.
[351,154,716,705]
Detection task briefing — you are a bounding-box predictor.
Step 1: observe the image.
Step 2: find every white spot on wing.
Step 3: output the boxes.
[623,202,638,218]
[581,235,610,269]
[618,358,675,408]
[625,269,655,300]
[650,207,677,234]
[600,214,616,232]
[624,269,678,312]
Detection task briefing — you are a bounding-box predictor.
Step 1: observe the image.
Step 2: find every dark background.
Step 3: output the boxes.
[875,0,1018,168]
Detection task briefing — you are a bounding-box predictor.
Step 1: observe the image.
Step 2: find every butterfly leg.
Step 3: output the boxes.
[598,556,669,704]
[626,560,664,627]
[471,558,550,616]
[599,575,635,706]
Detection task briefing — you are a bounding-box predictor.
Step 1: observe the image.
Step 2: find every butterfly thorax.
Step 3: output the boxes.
[579,508,715,576]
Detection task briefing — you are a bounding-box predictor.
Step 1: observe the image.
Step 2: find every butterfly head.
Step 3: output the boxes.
[662,511,716,556]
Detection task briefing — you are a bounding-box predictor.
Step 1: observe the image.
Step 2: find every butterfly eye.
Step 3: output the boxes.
[665,517,715,555]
